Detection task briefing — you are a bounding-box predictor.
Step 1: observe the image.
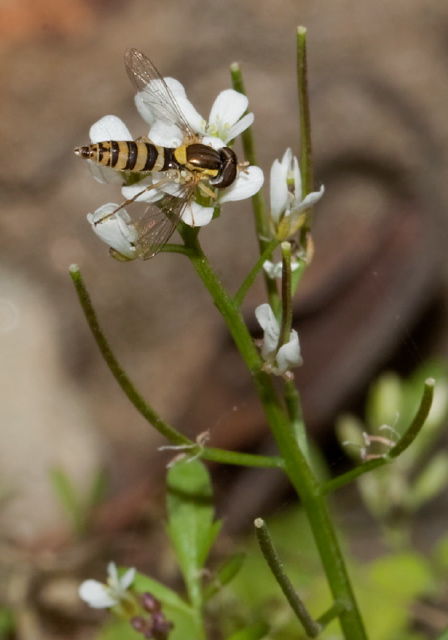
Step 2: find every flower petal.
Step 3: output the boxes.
[276,330,302,374]
[219,166,264,204]
[209,90,249,129]
[181,201,214,227]
[226,112,254,143]
[135,77,189,127]
[79,579,117,608]
[88,161,124,185]
[107,562,119,583]
[174,95,205,132]
[300,185,325,208]
[119,567,136,591]
[263,260,283,279]
[88,204,138,260]
[292,155,302,202]
[89,116,133,143]
[270,158,289,221]
[121,177,164,203]
[255,303,279,358]
[148,120,184,147]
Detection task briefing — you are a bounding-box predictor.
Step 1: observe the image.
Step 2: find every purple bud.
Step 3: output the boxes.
[142,592,161,613]
[131,616,147,632]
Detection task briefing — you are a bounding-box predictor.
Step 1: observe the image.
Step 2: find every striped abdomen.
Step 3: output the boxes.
[74,140,177,172]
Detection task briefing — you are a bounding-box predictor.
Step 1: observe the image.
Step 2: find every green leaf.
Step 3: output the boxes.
[166,460,221,606]
[49,467,85,534]
[133,572,191,615]
[204,552,246,600]
[368,552,433,601]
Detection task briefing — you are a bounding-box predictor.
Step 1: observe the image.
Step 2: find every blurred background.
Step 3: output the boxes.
[1,0,448,637]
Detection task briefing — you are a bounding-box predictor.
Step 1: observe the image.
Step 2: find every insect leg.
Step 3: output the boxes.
[94,176,176,225]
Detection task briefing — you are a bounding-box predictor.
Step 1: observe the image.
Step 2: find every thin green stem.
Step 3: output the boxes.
[69,265,190,446]
[230,62,279,312]
[297,26,314,199]
[234,238,279,307]
[277,242,293,351]
[321,458,386,495]
[202,448,284,469]
[230,63,268,234]
[321,379,435,495]
[388,378,435,458]
[178,231,368,639]
[161,243,194,256]
[255,518,322,637]
[284,380,308,459]
[316,601,347,628]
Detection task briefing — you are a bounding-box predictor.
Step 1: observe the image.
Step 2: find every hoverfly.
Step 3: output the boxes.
[75,48,243,259]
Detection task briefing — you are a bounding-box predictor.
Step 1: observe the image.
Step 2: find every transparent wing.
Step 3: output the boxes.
[125,48,197,142]
[135,182,195,259]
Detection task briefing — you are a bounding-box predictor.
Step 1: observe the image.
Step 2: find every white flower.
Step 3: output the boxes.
[270,148,324,240]
[88,204,138,261]
[79,562,136,609]
[136,81,254,148]
[255,303,302,375]
[88,115,134,185]
[81,76,263,256]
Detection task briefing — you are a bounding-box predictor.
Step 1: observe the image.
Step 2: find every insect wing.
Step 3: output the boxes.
[136,183,195,259]
[125,48,196,142]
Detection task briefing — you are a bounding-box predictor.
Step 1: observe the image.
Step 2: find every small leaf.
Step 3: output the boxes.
[204,552,246,600]
[166,460,221,604]
[49,467,85,534]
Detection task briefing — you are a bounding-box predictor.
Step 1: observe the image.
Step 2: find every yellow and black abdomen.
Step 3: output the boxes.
[74,140,178,172]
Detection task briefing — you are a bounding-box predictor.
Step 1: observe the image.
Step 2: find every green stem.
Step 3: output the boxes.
[69,265,190,446]
[284,380,308,459]
[388,378,435,458]
[277,242,293,351]
[297,26,315,253]
[178,231,368,639]
[255,518,322,637]
[297,26,314,199]
[317,601,347,628]
[161,243,194,256]
[234,238,279,307]
[202,448,284,469]
[230,62,279,312]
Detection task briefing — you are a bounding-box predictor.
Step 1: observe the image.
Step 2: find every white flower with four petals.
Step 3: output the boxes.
[79,562,136,609]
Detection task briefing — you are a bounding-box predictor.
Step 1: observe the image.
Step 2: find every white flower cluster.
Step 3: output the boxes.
[269,148,324,242]
[84,81,264,260]
[255,303,302,376]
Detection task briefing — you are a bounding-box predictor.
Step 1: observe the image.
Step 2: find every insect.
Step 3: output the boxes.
[75,48,242,259]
